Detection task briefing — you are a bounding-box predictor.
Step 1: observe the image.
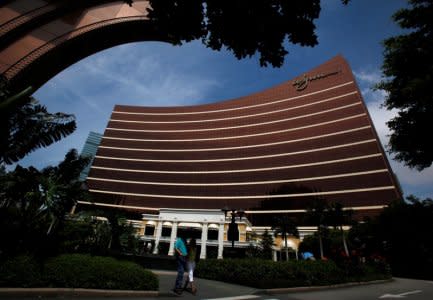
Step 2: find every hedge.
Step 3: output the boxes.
[195,258,390,289]
[0,254,158,290]
[0,255,44,288]
[44,254,158,290]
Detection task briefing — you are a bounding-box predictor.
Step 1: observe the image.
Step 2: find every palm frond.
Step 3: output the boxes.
[1,100,76,164]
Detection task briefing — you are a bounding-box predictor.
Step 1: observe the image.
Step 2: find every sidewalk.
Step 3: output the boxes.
[155,270,258,299]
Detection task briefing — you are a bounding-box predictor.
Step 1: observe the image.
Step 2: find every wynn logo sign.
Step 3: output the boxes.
[292,69,341,91]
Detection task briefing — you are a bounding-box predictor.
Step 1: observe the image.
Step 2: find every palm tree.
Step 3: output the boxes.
[272,215,299,260]
[0,150,89,256]
[305,198,329,259]
[259,229,274,260]
[0,78,76,165]
[0,165,48,254]
[328,202,353,257]
[39,149,90,235]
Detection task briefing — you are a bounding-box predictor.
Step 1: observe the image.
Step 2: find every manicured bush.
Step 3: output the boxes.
[0,255,45,287]
[43,254,158,290]
[195,258,390,289]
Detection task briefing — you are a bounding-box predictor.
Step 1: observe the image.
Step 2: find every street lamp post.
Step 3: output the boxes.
[222,206,245,248]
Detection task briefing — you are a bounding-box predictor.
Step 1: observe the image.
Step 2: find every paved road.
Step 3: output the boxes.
[157,270,257,299]
[160,277,433,300]
[282,278,433,300]
[1,272,432,300]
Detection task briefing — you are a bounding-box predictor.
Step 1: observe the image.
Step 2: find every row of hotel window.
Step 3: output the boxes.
[144,225,230,241]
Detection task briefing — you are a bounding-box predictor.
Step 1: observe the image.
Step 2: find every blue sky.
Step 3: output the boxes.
[15,0,433,200]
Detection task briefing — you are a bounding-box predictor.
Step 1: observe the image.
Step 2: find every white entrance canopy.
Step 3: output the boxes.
[159,208,225,223]
[148,208,226,259]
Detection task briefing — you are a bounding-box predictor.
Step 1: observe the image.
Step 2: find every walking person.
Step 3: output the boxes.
[172,233,187,295]
[184,238,198,295]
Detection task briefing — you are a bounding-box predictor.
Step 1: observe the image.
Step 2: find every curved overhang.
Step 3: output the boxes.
[0,0,173,91]
[5,18,171,91]
[0,0,132,47]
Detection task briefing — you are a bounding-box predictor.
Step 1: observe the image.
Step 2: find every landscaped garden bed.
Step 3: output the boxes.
[195,258,391,289]
[0,254,158,290]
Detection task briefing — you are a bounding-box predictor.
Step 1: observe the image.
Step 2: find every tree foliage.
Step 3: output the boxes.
[0,165,47,257]
[0,149,89,256]
[259,229,274,260]
[377,0,433,170]
[56,211,112,255]
[146,0,348,67]
[271,215,299,260]
[0,78,76,165]
[348,196,433,280]
[327,202,353,256]
[304,198,329,259]
[39,149,90,235]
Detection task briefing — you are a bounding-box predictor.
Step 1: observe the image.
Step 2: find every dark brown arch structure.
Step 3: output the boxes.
[0,0,167,91]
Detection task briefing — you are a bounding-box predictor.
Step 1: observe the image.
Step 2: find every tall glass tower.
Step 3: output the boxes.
[79,131,103,182]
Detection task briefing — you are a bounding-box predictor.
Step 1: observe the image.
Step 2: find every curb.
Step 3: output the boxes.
[254,278,394,295]
[0,288,162,298]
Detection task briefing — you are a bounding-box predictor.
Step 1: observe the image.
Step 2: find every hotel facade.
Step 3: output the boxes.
[80,56,402,258]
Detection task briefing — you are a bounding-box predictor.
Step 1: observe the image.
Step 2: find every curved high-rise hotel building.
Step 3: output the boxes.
[81,56,402,257]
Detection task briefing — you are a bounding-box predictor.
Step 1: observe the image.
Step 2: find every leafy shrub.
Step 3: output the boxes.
[206,246,219,259]
[43,254,158,290]
[157,242,169,255]
[56,217,111,255]
[195,258,390,289]
[358,260,392,281]
[0,255,44,287]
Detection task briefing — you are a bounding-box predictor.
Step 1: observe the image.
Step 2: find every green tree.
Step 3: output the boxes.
[147,0,349,67]
[305,198,329,259]
[0,165,47,256]
[348,217,381,259]
[377,196,433,279]
[0,150,90,256]
[259,229,274,260]
[39,149,90,235]
[327,202,353,257]
[57,211,112,255]
[348,196,433,280]
[98,210,141,254]
[376,0,433,170]
[0,78,76,165]
[271,215,299,261]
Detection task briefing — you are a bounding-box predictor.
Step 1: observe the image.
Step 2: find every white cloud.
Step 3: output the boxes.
[364,95,394,149]
[353,70,382,85]
[51,42,221,108]
[366,98,433,186]
[357,69,433,197]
